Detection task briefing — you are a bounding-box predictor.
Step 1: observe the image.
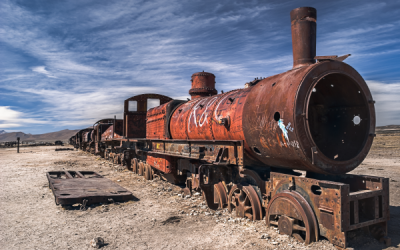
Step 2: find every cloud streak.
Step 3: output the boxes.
[31,66,57,78]
[0,106,50,129]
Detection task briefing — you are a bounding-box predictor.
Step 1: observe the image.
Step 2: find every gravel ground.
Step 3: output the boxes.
[0,132,399,249]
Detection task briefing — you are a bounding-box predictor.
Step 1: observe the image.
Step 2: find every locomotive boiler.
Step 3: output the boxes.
[168,7,374,176]
[70,7,390,249]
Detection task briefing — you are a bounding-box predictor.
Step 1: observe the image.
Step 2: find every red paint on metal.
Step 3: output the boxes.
[169,89,250,141]
[101,121,123,140]
[189,72,218,99]
[147,104,167,139]
[169,60,374,175]
[146,154,174,174]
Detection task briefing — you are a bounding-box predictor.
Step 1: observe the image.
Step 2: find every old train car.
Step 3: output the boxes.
[90,118,114,156]
[127,7,389,248]
[100,94,173,165]
[70,7,390,249]
[70,128,92,150]
[81,129,93,151]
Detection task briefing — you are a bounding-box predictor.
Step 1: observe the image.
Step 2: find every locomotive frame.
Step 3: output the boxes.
[69,7,390,249]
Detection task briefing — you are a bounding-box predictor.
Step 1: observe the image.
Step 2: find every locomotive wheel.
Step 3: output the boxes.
[144,164,153,181]
[266,190,318,245]
[138,162,144,176]
[214,182,228,209]
[228,183,262,220]
[131,158,138,174]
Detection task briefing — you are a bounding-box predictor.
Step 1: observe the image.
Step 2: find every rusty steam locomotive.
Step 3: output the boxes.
[70,7,390,248]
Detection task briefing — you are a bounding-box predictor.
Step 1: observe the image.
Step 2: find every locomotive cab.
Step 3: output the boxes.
[123,94,172,138]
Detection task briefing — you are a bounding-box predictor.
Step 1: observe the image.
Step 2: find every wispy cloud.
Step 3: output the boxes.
[0,106,50,129]
[31,66,57,78]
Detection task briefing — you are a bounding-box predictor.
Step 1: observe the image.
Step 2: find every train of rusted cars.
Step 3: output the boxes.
[69,7,390,249]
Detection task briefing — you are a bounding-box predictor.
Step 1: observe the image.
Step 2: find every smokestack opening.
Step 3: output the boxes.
[290,7,317,68]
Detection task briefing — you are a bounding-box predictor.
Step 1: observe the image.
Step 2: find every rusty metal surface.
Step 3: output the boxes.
[146,104,167,139]
[143,139,243,166]
[266,190,318,244]
[123,94,172,138]
[47,171,133,205]
[74,128,93,150]
[214,181,228,209]
[147,100,185,139]
[169,89,250,141]
[242,61,375,174]
[228,183,262,221]
[91,119,114,155]
[167,62,374,174]
[146,154,174,174]
[101,120,124,140]
[267,172,390,248]
[189,72,218,99]
[290,7,317,68]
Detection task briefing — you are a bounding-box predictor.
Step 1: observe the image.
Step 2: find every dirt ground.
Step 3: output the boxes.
[0,131,399,250]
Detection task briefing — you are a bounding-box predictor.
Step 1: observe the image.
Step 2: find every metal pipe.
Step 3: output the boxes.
[290,7,317,68]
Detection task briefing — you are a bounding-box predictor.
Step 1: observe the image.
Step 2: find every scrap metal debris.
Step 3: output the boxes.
[47,170,133,206]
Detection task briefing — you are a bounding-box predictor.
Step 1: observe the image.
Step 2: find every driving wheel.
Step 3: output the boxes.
[228,183,262,220]
[266,190,318,245]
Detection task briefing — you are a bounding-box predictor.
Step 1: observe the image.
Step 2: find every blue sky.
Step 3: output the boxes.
[1,0,399,134]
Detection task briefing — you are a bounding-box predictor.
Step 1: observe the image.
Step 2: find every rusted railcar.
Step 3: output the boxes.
[70,128,92,150]
[100,94,173,165]
[72,7,390,249]
[81,129,94,151]
[90,119,114,156]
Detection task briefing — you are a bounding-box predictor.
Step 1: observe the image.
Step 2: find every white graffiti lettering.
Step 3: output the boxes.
[188,97,218,132]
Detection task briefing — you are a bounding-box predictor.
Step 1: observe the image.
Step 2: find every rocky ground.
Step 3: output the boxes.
[0,130,399,250]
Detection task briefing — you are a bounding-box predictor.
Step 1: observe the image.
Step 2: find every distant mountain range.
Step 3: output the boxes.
[0,129,80,142]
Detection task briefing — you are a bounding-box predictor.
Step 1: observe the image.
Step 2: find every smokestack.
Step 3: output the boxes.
[290,7,317,68]
[189,72,217,99]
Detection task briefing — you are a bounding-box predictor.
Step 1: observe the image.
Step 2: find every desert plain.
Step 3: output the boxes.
[0,126,399,250]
